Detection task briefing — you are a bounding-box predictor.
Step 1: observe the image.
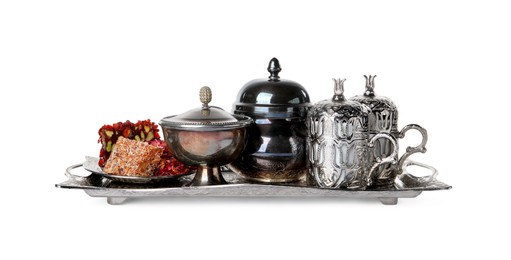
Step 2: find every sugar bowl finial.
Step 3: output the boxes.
[200,86,212,110]
[332,78,346,101]
[364,75,377,96]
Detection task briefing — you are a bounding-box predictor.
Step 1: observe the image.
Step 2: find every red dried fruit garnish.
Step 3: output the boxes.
[98,120,160,166]
[98,120,194,176]
[149,139,196,176]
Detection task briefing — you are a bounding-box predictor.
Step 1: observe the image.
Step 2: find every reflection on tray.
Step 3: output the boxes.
[61,157,451,191]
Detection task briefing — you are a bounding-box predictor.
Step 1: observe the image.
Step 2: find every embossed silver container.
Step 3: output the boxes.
[350,75,428,187]
[306,79,397,189]
[160,87,253,186]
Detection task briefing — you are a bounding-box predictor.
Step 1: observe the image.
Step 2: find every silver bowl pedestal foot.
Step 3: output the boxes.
[187,165,227,186]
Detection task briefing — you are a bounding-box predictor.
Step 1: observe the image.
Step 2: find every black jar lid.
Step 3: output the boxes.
[232,58,311,119]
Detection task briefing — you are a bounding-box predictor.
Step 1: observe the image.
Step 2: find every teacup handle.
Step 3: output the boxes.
[397,124,428,175]
[367,133,398,186]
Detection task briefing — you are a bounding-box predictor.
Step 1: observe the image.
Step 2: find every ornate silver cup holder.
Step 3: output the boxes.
[56,156,450,205]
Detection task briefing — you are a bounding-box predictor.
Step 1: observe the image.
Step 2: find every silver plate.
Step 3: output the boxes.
[57,158,451,205]
[83,156,194,184]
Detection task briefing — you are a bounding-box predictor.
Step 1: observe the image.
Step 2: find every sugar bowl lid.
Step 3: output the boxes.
[160,87,253,131]
[232,57,311,119]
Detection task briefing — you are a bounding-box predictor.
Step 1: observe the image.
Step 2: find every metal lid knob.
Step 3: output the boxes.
[267,57,281,81]
[200,86,212,109]
[332,78,346,102]
[364,75,377,97]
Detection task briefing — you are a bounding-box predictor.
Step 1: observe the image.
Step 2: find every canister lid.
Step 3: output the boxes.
[232,58,311,119]
[160,87,252,131]
[350,75,398,134]
[350,75,397,112]
[310,78,370,122]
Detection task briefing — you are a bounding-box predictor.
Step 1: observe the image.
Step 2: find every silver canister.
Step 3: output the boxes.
[306,79,397,189]
[350,75,428,187]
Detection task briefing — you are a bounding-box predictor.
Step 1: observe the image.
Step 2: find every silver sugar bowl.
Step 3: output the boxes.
[350,75,427,187]
[306,79,398,189]
[160,87,253,186]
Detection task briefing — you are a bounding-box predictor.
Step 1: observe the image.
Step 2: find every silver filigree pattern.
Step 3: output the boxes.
[350,75,428,187]
[306,79,397,189]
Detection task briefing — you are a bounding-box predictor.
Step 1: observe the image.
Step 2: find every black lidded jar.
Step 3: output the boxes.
[228,58,311,182]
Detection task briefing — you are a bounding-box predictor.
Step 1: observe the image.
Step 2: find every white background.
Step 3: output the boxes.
[1,0,509,259]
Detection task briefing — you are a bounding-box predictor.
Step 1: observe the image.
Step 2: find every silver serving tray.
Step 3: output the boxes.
[56,157,451,205]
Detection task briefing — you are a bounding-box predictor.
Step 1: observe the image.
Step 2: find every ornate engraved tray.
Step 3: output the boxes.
[55,157,451,205]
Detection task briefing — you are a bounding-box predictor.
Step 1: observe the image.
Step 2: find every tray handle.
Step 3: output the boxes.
[62,162,112,188]
[402,160,438,180]
[65,163,90,183]
[395,160,440,189]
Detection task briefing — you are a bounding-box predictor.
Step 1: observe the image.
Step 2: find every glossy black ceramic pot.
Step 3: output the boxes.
[228,58,311,182]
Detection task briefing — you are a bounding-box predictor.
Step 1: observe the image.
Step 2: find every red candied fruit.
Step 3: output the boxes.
[149,139,196,176]
[98,119,160,167]
[98,120,193,176]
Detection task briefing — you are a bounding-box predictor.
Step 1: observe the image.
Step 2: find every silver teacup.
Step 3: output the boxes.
[306,79,398,189]
[350,75,427,188]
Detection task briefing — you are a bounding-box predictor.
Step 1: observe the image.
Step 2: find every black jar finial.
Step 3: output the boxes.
[267,57,281,81]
